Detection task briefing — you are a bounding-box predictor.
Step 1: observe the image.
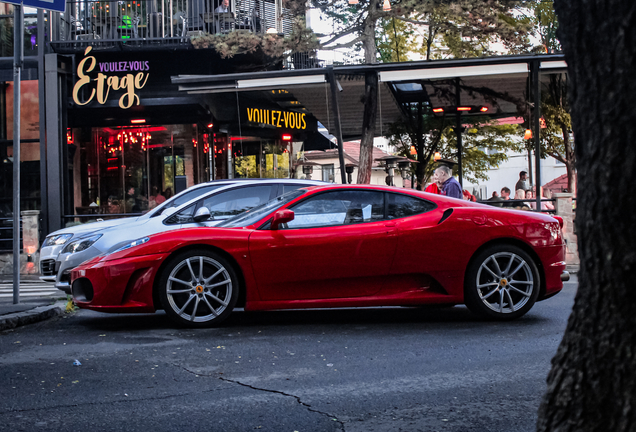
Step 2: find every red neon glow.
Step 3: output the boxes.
[480,106,489,112]
[457,107,471,111]
[107,167,119,171]
[131,119,146,124]
[282,134,292,141]
[230,137,247,141]
[432,108,444,113]
[107,158,118,162]
[207,123,214,129]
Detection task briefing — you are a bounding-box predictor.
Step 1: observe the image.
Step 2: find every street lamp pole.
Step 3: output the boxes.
[13,4,23,304]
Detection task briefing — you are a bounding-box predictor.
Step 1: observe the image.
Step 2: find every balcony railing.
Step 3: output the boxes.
[49,0,290,52]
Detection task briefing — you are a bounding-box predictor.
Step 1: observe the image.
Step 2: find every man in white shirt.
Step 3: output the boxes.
[215,0,229,13]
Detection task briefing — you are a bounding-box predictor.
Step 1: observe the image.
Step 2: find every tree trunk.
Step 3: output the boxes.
[357,70,378,184]
[356,14,378,185]
[537,1,636,431]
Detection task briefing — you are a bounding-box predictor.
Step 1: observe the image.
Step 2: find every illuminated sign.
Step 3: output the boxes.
[72,46,150,109]
[246,107,307,130]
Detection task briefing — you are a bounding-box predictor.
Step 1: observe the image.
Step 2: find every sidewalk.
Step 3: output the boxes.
[0,280,68,331]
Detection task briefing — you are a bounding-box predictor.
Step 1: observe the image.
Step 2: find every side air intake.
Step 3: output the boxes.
[438,208,453,224]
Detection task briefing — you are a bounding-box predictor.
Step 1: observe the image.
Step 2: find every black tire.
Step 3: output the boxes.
[158,249,239,328]
[464,244,540,320]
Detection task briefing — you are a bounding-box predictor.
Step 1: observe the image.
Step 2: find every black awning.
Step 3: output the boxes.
[303,131,337,151]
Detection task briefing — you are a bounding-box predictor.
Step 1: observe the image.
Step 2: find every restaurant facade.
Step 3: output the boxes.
[0,2,568,256]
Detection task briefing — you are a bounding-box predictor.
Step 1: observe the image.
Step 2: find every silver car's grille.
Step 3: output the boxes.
[40,259,58,276]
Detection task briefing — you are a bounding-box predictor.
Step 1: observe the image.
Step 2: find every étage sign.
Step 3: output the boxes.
[246,107,308,130]
[72,47,150,109]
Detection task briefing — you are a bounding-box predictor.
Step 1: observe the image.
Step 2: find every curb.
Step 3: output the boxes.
[0,301,66,331]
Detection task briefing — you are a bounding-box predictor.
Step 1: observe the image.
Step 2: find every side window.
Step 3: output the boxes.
[165,186,273,224]
[387,193,436,219]
[164,204,196,225]
[285,190,384,229]
[152,184,223,217]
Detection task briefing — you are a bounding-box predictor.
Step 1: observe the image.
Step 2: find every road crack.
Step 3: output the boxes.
[179,365,346,431]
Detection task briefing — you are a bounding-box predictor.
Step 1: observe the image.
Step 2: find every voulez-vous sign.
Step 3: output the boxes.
[72,46,150,109]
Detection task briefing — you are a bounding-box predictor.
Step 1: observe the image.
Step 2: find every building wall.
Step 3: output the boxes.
[463,151,567,199]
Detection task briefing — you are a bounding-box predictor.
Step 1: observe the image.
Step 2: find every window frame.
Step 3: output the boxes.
[163,184,277,225]
[260,189,437,230]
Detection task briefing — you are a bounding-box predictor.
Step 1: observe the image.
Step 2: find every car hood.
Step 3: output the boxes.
[52,217,141,238]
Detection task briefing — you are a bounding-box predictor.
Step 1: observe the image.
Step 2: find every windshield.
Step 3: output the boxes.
[218,189,306,228]
[150,184,225,217]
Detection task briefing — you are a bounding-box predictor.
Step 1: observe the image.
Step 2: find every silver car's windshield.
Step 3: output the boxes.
[218,190,305,228]
[150,184,225,217]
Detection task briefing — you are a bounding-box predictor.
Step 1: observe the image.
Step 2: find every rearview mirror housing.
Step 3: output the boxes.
[270,209,294,230]
[193,207,211,223]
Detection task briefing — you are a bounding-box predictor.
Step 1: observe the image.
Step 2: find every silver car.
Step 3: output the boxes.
[40,179,322,292]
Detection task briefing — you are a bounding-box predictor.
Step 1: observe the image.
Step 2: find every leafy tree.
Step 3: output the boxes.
[541,73,575,193]
[390,115,523,188]
[535,0,636,430]
[310,0,533,183]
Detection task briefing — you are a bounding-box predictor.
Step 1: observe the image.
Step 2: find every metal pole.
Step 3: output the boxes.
[13,4,24,305]
[532,61,542,210]
[455,78,463,187]
[327,66,347,184]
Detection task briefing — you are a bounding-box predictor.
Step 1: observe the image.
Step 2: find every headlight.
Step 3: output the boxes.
[111,237,150,254]
[43,234,73,247]
[61,234,102,254]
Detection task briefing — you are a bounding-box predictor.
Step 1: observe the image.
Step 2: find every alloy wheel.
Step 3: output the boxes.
[475,252,534,314]
[166,256,233,323]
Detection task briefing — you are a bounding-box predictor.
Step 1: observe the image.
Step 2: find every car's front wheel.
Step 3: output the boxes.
[464,244,540,320]
[158,250,238,327]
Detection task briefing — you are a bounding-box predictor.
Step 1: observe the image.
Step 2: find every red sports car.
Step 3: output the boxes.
[71,184,569,327]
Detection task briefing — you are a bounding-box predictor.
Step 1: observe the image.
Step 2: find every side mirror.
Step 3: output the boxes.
[270,209,294,230]
[193,207,211,223]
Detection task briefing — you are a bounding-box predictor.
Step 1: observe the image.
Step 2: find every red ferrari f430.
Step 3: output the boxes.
[71,185,569,327]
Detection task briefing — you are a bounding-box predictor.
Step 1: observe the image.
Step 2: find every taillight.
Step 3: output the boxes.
[552,216,564,228]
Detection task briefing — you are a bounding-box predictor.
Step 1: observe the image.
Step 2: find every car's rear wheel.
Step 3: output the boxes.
[158,250,238,328]
[464,244,540,320]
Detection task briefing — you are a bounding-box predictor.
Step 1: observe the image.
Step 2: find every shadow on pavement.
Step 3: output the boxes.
[70,305,549,333]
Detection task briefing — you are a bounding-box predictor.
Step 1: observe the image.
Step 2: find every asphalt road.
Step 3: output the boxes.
[0,276,578,432]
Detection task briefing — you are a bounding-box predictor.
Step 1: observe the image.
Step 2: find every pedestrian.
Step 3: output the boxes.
[487,191,504,207]
[514,189,530,210]
[435,165,462,199]
[500,187,513,207]
[462,189,476,202]
[424,171,441,194]
[515,171,530,192]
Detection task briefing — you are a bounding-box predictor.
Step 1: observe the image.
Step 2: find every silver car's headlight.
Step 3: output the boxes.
[111,237,150,254]
[43,234,73,247]
[61,234,102,254]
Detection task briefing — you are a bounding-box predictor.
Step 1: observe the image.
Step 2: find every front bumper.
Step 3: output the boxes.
[55,246,105,292]
[71,252,169,313]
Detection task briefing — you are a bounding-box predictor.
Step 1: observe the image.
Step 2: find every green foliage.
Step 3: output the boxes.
[525,0,561,53]
[190,17,319,59]
[388,114,522,185]
[376,18,417,63]
[540,73,572,165]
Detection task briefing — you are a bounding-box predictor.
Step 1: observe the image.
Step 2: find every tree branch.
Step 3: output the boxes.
[321,36,364,50]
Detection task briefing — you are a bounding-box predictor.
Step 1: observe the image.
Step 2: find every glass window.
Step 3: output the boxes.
[387,193,436,219]
[219,190,305,228]
[164,204,195,225]
[167,185,273,224]
[152,184,223,217]
[322,164,334,182]
[282,183,313,194]
[285,190,384,229]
